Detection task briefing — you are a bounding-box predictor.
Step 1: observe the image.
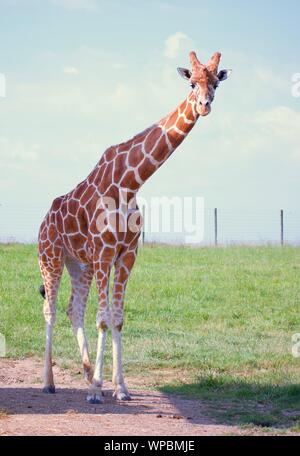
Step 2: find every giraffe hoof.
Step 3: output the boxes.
[86,393,104,404]
[114,391,132,401]
[42,385,56,394]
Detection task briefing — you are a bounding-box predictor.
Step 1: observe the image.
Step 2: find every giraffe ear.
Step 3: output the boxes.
[177,67,192,81]
[217,69,232,82]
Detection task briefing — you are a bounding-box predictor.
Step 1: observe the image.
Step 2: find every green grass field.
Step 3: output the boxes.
[0,243,299,432]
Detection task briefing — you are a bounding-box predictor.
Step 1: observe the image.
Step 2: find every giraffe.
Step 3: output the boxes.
[38,51,231,403]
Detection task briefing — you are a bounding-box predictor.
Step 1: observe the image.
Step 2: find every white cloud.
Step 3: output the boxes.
[0,136,40,168]
[255,106,300,160]
[256,106,300,135]
[255,67,287,90]
[63,65,79,75]
[52,0,100,12]
[164,32,191,59]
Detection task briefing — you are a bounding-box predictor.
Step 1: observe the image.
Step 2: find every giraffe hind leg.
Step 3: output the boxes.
[39,259,64,394]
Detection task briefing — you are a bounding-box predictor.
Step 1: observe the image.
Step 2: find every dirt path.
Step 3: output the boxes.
[0,358,257,436]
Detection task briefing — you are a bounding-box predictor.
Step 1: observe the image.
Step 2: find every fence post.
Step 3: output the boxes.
[142,205,146,245]
[280,209,284,246]
[214,208,218,246]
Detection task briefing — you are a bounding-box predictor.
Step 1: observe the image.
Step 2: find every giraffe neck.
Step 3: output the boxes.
[127,91,199,190]
[159,91,199,153]
[90,92,199,203]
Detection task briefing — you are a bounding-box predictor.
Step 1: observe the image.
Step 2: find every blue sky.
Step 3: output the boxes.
[0,0,300,242]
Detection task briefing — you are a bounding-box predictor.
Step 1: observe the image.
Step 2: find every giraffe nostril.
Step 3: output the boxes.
[199,101,210,108]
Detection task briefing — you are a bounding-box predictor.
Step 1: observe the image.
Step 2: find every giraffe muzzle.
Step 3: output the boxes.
[197,102,211,116]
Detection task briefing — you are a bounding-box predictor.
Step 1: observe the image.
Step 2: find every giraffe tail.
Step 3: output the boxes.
[39,284,46,299]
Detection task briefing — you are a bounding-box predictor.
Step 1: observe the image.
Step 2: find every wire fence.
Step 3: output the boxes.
[206,208,297,246]
[0,204,299,246]
[141,207,300,246]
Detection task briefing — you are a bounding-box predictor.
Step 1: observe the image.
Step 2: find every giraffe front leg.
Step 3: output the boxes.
[87,261,111,404]
[112,327,131,400]
[65,258,94,384]
[111,249,137,400]
[87,329,107,404]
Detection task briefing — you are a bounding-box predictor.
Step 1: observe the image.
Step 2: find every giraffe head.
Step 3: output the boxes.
[177,51,232,116]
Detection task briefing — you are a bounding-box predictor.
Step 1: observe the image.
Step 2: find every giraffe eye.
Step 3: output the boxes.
[190,83,195,89]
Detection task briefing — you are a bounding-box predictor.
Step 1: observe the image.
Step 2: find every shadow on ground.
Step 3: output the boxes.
[1,357,299,434]
[0,387,173,417]
[159,376,300,430]
[0,384,217,430]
